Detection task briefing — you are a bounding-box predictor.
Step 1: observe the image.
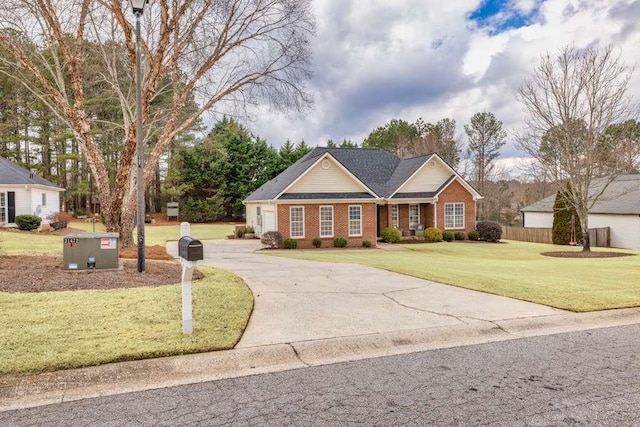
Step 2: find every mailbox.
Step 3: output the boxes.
[179,236,203,261]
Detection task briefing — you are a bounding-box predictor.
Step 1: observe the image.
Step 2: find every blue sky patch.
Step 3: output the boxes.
[468,0,544,35]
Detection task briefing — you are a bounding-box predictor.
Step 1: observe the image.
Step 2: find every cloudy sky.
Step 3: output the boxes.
[244,0,640,168]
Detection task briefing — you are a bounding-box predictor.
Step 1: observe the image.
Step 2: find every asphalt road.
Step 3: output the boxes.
[3,324,640,426]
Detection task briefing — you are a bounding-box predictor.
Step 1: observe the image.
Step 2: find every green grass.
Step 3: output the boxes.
[66,221,236,246]
[272,240,640,312]
[0,222,237,256]
[0,267,253,375]
[0,228,63,256]
[139,223,237,246]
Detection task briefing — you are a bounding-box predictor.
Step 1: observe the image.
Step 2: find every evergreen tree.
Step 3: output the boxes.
[279,140,297,165]
[552,185,583,245]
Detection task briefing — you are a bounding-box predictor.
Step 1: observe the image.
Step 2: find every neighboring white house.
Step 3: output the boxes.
[0,157,65,226]
[521,175,640,249]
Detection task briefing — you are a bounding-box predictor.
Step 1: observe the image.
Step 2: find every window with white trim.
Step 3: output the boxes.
[290,206,305,238]
[409,204,419,230]
[42,193,47,207]
[391,205,398,228]
[444,203,465,229]
[348,205,362,236]
[0,193,5,223]
[319,206,333,237]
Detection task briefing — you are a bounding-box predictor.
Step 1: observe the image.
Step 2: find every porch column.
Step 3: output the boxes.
[434,201,438,229]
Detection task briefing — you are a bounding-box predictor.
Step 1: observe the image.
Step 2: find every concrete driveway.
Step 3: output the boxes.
[168,240,563,348]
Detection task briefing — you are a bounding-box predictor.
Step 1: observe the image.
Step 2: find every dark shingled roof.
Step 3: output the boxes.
[385,154,432,196]
[521,175,640,215]
[390,191,438,199]
[245,147,447,202]
[0,157,62,188]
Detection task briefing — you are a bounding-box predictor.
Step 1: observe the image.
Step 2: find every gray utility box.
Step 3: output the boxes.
[63,232,120,270]
[179,236,203,261]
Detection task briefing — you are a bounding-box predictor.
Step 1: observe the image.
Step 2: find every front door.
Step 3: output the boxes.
[262,210,275,236]
[7,191,15,223]
[377,205,388,237]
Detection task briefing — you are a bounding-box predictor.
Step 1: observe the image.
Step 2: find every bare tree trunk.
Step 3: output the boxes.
[0,0,313,245]
[582,226,591,251]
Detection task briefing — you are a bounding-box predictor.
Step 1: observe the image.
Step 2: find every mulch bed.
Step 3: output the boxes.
[0,249,203,293]
[1,221,208,293]
[542,251,634,258]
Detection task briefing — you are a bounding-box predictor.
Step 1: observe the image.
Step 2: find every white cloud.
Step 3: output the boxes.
[234,0,640,173]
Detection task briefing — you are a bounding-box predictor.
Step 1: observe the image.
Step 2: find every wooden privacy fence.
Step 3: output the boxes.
[588,227,611,248]
[501,226,611,247]
[501,226,552,244]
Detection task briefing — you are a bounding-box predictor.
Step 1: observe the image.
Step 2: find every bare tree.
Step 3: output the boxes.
[415,118,461,169]
[0,0,314,246]
[516,45,636,251]
[464,111,506,219]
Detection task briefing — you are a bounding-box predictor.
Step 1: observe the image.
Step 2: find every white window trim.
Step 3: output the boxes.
[409,204,420,230]
[0,192,5,223]
[319,205,334,238]
[290,206,305,238]
[42,193,47,207]
[348,205,362,237]
[444,202,465,229]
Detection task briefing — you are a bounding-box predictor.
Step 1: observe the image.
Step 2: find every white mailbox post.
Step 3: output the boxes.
[179,222,198,335]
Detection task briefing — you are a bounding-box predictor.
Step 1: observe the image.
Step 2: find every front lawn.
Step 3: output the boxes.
[0,266,253,375]
[0,223,254,375]
[272,240,640,312]
[0,222,237,256]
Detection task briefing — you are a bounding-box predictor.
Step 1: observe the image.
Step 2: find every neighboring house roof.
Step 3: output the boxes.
[521,175,640,215]
[520,195,555,213]
[245,147,479,202]
[0,157,63,189]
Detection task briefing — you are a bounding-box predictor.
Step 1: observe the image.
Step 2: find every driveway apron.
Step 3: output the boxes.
[167,240,562,348]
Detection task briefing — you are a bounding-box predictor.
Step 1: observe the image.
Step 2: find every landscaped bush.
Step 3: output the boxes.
[362,240,372,248]
[312,237,322,248]
[283,238,298,249]
[47,212,73,230]
[261,231,283,249]
[15,215,41,231]
[235,227,246,238]
[476,221,502,242]
[442,231,455,242]
[467,230,480,241]
[333,237,347,248]
[454,231,466,241]
[423,227,443,242]
[381,227,402,243]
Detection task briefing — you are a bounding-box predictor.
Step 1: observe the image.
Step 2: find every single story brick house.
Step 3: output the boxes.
[244,147,481,248]
[521,174,640,249]
[0,157,64,226]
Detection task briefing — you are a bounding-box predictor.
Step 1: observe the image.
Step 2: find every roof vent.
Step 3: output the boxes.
[321,159,330,170]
